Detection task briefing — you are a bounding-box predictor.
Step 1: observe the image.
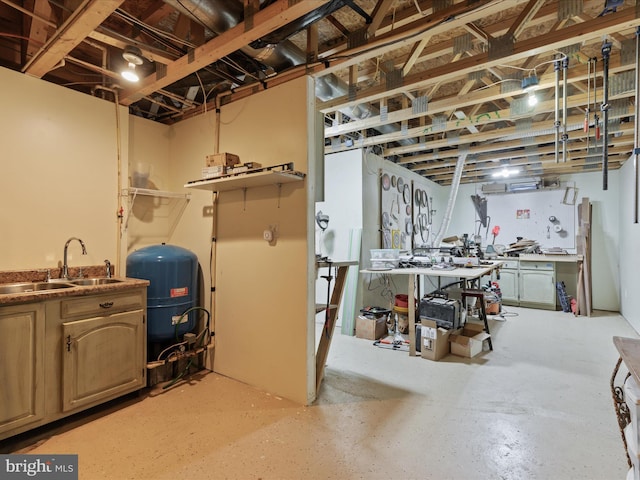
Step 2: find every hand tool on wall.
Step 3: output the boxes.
[491,225,500,244]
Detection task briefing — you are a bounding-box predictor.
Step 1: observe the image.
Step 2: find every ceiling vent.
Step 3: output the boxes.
[481,183,507,194]
[509,181,539,192]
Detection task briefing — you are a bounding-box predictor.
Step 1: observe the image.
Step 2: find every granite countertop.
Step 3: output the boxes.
[0,265,149,306]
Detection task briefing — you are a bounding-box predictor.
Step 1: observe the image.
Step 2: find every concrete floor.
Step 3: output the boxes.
[2,306,638,479]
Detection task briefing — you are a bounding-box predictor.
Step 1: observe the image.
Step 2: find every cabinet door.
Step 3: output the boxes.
[0,303,45,435]
[497,269,518,303]
[519,270,556,308]
[62,310,145,412]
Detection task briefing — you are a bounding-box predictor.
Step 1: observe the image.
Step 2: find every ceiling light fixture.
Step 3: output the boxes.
[121,46,143,82]
[492,167,520,178]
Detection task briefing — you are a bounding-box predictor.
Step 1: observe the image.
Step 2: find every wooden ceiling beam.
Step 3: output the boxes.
[173,13,191,42]
[23,0,123,77]
[506,0,546,40]
[26,0,53,59]
[319,0,512,76]
[87,29,176,64]
[140,1,174,25]
[318,8,640,113]
[414,133,634,175]
[324,51,630,140]
[367,0,397,37]
[325,15,350,38]
[119,0,329,105]
[402,36,431,77]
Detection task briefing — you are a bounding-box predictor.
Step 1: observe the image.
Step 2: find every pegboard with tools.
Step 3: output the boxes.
[479,186,576,250]
[379,169,435,250]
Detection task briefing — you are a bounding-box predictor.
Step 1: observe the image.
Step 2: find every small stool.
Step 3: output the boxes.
[460,289,493,351]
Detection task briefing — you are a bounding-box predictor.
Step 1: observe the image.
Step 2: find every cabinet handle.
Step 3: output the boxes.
[99,301,114,309]
[66,335,71,352]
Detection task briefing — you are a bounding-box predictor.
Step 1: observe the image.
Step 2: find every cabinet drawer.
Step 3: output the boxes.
[60,290,144,318]
[519,261,554,271]
[500,260,519,270]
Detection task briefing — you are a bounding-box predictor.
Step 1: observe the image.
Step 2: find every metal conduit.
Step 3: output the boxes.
[555,59,560,163]
[562,57,569,162]
[602,40,612,190]
[634,27,640,222]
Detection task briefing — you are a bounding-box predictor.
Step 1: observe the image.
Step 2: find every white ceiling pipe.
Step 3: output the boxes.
[432,151,468,248]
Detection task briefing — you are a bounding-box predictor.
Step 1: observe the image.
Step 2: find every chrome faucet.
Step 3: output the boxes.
[104,259,112,278]
[62,237,87,279]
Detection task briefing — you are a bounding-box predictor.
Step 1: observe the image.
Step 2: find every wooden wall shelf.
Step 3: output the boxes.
[184,170,305,193]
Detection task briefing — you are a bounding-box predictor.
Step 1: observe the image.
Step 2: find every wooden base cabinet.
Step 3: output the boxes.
[0,286,146,441]
[62,310,145,412]
[0,303,45,436]
[518,261,556,310]
[497,268,518,304]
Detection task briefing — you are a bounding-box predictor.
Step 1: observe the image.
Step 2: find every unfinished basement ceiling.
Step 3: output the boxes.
[1,0,640,185]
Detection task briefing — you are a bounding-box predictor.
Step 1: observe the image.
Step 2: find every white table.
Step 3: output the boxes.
[361,261,503,356]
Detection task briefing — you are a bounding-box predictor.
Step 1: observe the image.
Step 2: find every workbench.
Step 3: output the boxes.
[315,260,358,394]
[361,261,503,356]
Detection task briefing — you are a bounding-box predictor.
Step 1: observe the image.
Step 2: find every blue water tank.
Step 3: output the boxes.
[126,244,198,342]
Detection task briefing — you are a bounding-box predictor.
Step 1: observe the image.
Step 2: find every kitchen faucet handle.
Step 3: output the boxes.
[36,269,51,282]
[104,259,112,278]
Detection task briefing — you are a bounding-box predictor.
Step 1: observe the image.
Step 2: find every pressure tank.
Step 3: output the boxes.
[126,244,198,342]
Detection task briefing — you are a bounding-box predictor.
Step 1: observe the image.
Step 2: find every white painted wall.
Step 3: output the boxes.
[125,116,174,253]
[0,67,126,273]
[618,157,640,332]
[314,150,363,330]
[447,171,621,311]
[165,77,315,404]
[0,66,317,405]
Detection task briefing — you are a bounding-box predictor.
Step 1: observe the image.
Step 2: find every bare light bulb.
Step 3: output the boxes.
[121,62,139,82]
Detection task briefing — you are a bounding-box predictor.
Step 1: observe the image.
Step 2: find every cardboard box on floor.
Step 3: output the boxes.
[356,315,387,340]
[449,322,490,358]
[419,318,451,361]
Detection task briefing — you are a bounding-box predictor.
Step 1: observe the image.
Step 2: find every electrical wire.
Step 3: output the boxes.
[366,273,398,303]
[114,7,198,49]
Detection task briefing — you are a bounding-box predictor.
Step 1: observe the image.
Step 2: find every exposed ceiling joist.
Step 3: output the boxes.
[23,0,124,77]
[119,0,329,105]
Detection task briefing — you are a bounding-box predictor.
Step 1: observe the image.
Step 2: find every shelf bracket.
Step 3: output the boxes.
[277,183,282,208]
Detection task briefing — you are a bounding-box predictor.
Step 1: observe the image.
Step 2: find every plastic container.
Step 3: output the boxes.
[370,259,400,269]
[126,244,198,342]
[395,294,409,308]
[370,249,400,260]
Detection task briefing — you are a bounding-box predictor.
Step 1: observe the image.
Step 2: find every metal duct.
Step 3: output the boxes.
[163,0,415,146]
[163,0,306,70]
[432,151,468,248]
[253,0,348,47]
